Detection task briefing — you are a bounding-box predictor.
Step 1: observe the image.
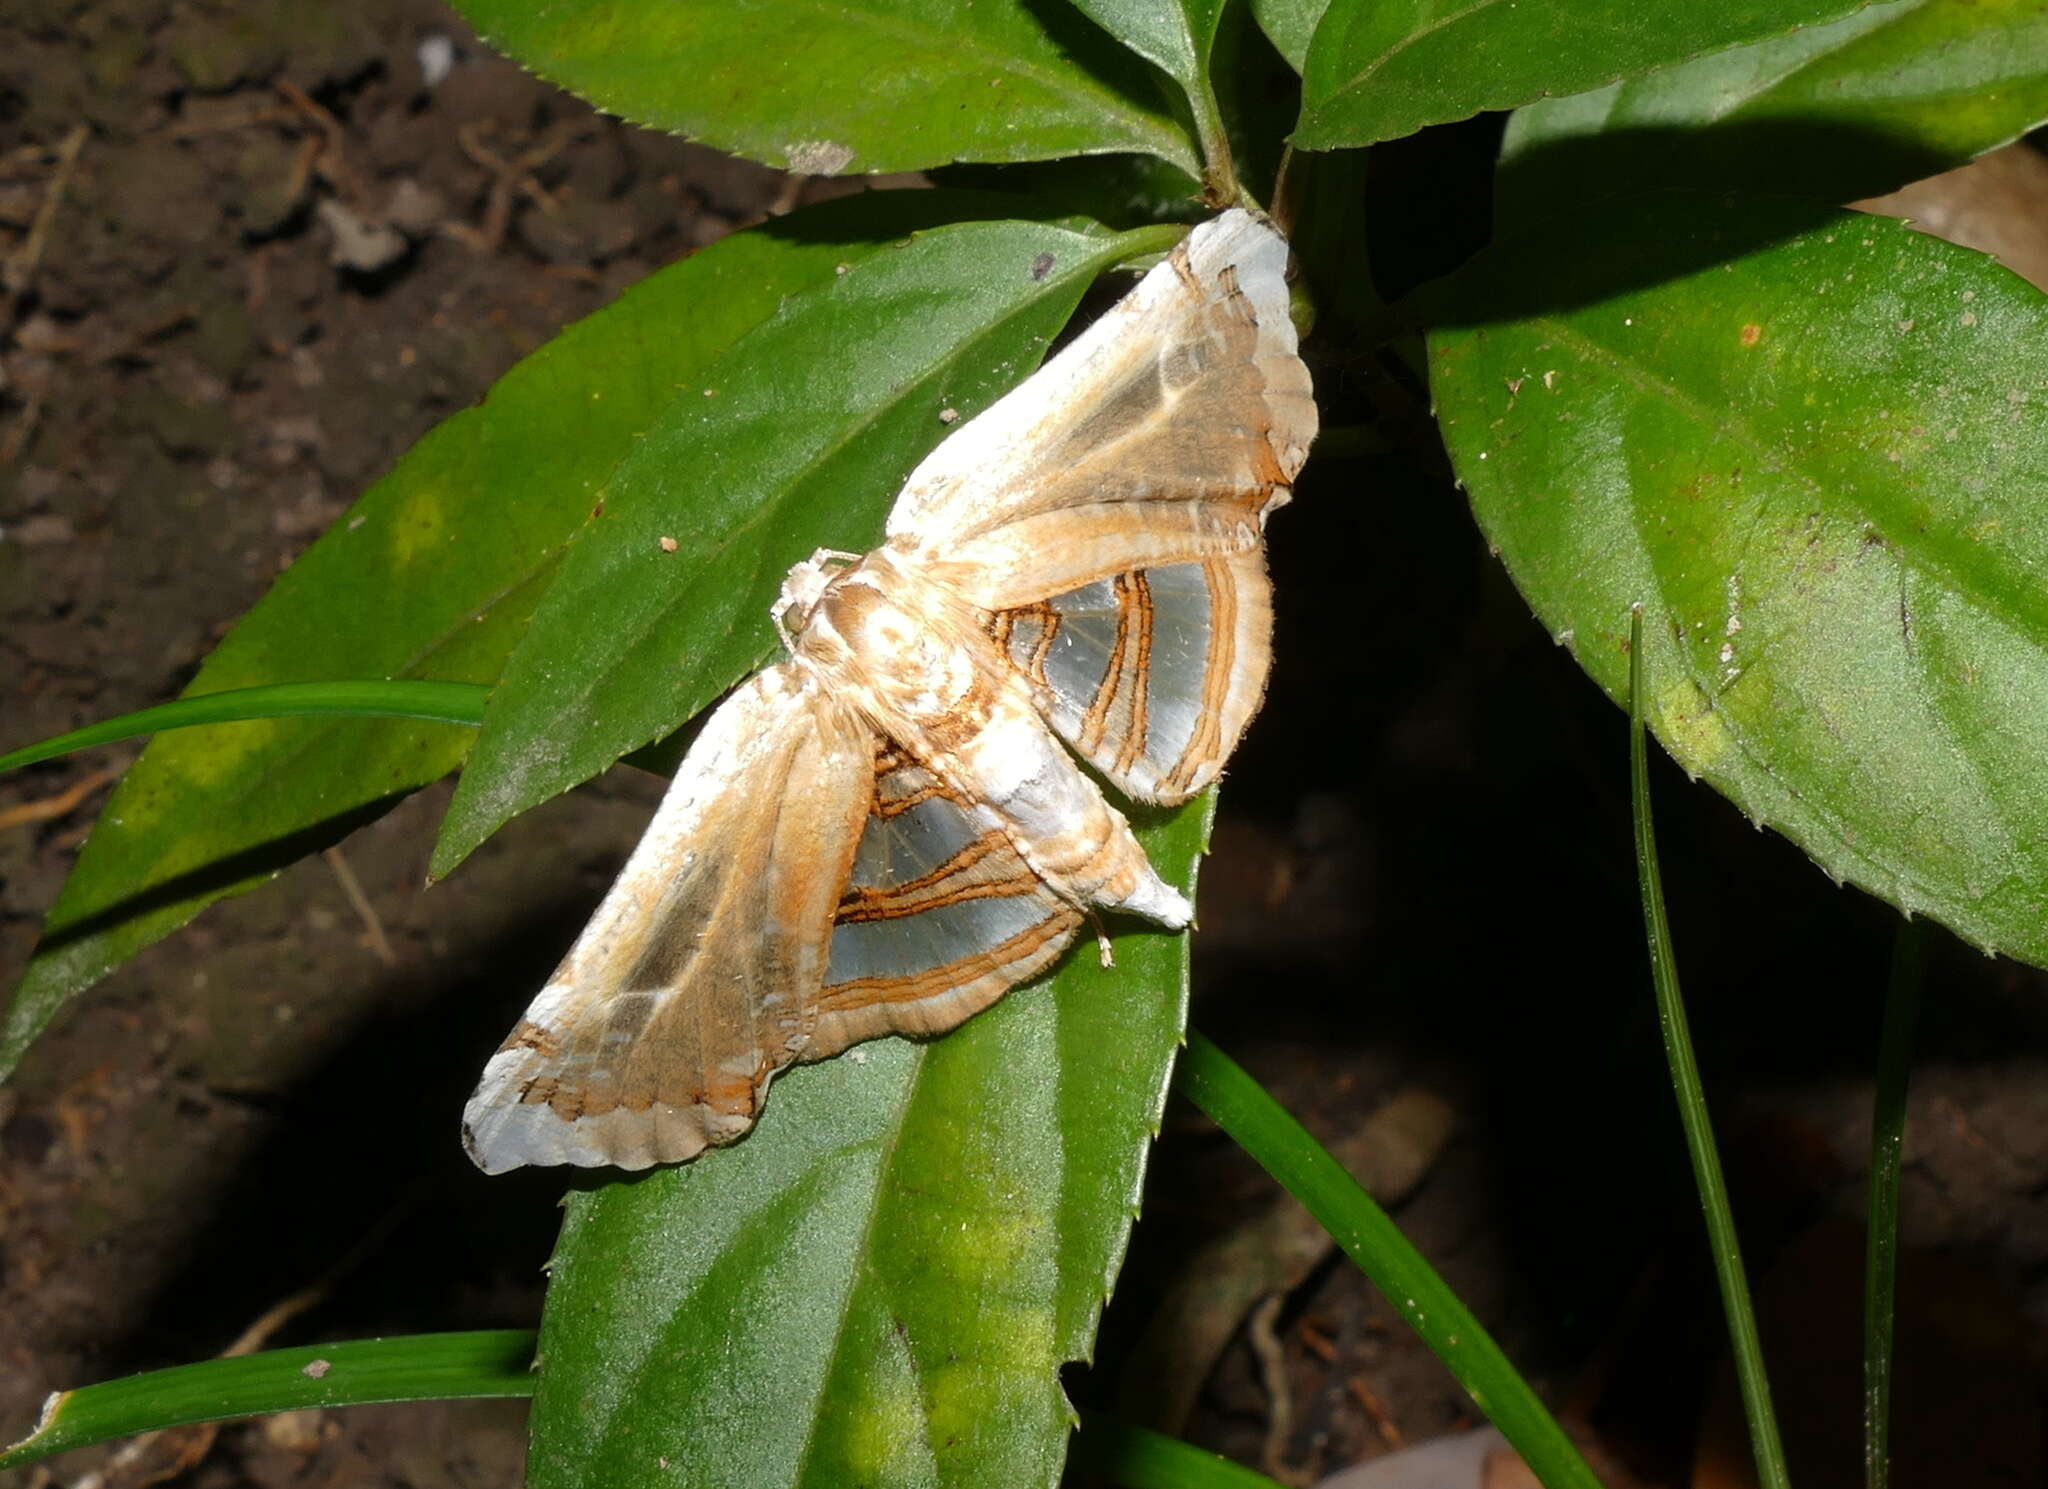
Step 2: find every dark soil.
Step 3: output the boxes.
[4,4,2047,1487]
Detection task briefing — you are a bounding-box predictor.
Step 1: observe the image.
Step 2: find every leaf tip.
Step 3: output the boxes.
[1,1388,69,1464]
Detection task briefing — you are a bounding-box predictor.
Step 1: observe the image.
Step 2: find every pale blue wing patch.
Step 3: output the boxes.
[812,749,1081,1054]
[997,552,1271,805]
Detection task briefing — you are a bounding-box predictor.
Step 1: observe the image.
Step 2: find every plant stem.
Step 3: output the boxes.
[1627,606,1789,1489]
[1864,919,1924,1489]
[1073,1412,1289,1488]
[0,680,489,773]
[1186,73,1239,207]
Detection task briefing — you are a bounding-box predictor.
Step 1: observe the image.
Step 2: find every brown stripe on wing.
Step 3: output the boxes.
[1112,572,1154,777]
[807,749,1084,1053]
[837,827,1035,920]
[1076,570,1152,764]
[817,908,1080,1014]
[873,742,948,816]
[1160,555,1238,799]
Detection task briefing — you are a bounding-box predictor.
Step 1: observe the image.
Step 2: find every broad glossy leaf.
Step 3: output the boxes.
[933,155,1207,229]
[1428,195,2048,965]
[1499,0,2048,221]
[1295,0,1887,149]
[1248,0,1327,73]
[527,802,1209,1489]
[433,219,1181,877]
[1069,0,1228,95]
[451,0,1198,178]
[0,190,1064,1084]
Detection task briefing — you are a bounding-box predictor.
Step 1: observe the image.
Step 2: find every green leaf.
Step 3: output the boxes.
[525,801,1211,1489]
[1248,0,1327,74]
[1177,1033,1604,1489]
[1068,0,1227,91]
[933,155,1208,229]
[1427,194,2048,966]
[1499,0,2048,221]
[1065,0,1232,196]
[0,190,1078,1086]
[1294,0,1890,149]
[432,218,1181,878]
[0,1332,536,1473]
[448,0,1199,179]
[0,682,489,774]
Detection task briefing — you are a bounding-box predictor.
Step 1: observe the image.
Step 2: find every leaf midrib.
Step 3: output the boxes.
[1537,311,2048,651]
[1319,0,1498,103]
[1524,312,2029,911]
[786,1046,942,1488]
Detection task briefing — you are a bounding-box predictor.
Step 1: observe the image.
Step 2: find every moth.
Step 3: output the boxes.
[463,208,1316,1173]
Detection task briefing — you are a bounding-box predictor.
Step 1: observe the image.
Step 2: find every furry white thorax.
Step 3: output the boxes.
[785,548,987,730]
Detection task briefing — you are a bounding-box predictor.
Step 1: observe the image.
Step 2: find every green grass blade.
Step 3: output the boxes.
[1864,920,1925,1489]
[1072,1412,1288,1489]
[0,682,490,774]
[0,1330,536,1473]
[1178,1031,1601,1489]
[1627,606,1789,1489]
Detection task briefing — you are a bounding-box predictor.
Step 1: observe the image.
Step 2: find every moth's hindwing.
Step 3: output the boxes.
[996,549,1272,806]
[811,746,1084,1056]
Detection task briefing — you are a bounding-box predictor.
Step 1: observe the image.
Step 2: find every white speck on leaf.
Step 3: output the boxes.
[786,140,855,175]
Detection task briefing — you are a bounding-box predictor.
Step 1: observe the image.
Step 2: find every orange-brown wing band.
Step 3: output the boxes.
[809,747,1083,1055]
[996,550,1272,805]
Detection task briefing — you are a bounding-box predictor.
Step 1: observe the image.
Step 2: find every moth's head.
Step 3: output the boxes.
[774,548,859,640]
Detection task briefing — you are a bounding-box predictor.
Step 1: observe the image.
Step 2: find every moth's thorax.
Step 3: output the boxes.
[787,549,990,729]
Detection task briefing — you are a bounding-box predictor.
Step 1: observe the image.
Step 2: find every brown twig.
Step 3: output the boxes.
[1344,1375,1405,1451]
[1249,1293,1301,1485]
[0,394,44,466]
[274,78,370,209]
[161,102,298,139]
[0,768,113,832]
[443,119,583,253]
[322,843,396,965]
[3,124,87,308]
